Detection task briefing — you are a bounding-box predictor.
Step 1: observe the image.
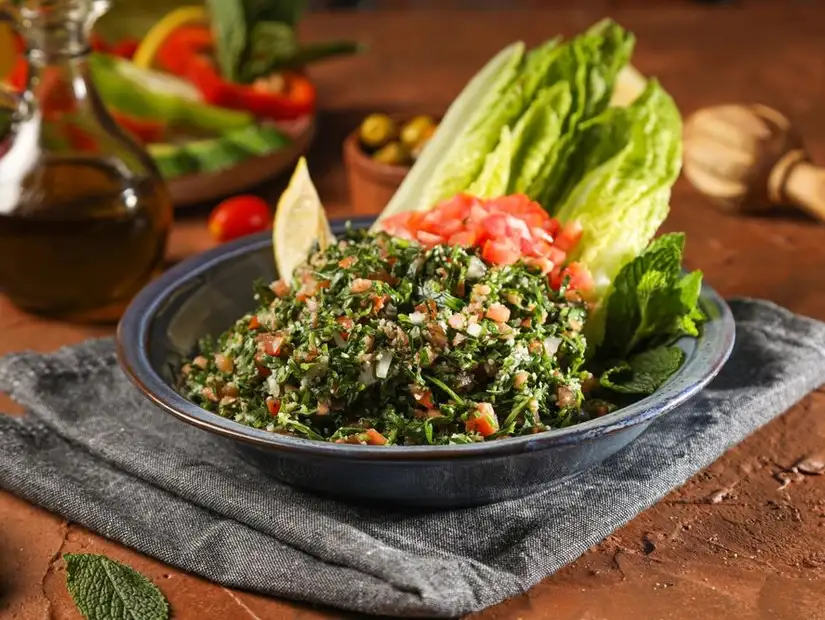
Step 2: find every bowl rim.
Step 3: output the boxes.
[117,218,736,461]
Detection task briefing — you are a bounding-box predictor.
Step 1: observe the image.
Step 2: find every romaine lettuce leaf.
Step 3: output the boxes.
[372,42,525,231]
[468,126,513,198]
[527,20,635,209]
[555,79,683,320]
[508,82,572,194]
[414,45,527,210]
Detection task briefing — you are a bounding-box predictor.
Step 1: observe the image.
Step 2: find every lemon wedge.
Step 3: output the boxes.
[611,64,647,107]
[273,157,335,282]
[132,6,209,69]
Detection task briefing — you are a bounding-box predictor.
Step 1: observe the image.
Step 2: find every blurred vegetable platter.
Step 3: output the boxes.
[1,0,360,206]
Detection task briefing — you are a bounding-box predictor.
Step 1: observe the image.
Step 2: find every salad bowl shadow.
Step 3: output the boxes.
[117,218,736,508]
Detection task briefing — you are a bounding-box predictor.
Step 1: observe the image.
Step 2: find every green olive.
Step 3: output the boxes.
[359,114,396,149]
[372,141,409,166]
[400,115,437,149]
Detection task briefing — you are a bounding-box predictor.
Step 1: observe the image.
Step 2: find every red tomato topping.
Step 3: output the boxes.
[266,398,281,416]
[380,193,592,293]
[364,428,388,445]
[465,402,500,437]
[208,195,271,243]
[258,334,283,357]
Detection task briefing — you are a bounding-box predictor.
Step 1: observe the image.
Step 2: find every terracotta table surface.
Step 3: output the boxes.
[4,5,825,620]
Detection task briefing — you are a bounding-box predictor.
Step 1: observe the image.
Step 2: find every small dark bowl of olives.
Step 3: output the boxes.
[343,113,440,214]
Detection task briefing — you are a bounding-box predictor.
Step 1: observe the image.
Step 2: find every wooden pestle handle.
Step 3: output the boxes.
[770,149,825,222]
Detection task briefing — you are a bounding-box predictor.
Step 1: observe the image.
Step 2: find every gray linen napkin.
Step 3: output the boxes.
[1,298,824,618]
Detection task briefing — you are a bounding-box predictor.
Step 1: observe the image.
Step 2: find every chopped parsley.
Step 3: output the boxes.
[178,229,608,445]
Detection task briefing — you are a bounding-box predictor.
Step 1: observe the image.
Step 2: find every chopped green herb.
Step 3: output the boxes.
[179,230,590,445]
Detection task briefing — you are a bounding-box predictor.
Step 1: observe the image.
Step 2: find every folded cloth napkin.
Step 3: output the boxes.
[1,299,825,618]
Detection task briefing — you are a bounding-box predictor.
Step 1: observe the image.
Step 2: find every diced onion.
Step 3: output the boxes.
[266,375,281,397]
[359,363,376,385]
[409,311,426,325]
[467,257,487,280]
[544,336,561,355]
[467,323,483,338]
[375,350,394,379]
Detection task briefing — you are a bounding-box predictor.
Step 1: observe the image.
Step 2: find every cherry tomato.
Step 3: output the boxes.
[208,195,271,242]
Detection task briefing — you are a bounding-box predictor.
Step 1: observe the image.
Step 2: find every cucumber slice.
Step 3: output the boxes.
[148,143,199,179]
[149,125,291,179]
[183,137,250,173]
[224,124,290,156]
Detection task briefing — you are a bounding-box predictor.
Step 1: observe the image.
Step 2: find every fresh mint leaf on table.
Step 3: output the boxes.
[65,553,169,620]
[596,233,706,395]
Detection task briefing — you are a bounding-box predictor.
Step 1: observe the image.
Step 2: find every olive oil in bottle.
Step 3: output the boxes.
[0,0,173,322]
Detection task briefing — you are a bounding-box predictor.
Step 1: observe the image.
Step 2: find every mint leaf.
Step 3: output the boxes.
[600,345,685,395]
[598,233,705,360]
[65,553,169,620]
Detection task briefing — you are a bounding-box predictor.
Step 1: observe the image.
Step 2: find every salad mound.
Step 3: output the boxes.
[180,200,606,444]
[179,18,708,445]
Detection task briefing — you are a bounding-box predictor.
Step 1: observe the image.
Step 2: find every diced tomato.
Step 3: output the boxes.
[448,230,476,247]
[465,402,499,437]
[419,210,443,233]
[547,246,567,266]
[416,230,445,246]
[438,216,464,236]
[411,387,434,409]
[438,193,475,220]
[266,398,281,416]
[482,239,520,265]
[378,193,590,293]
[469,203,490,225]
[555,221,583,253]
[562,262,594,292]
[364,428,388,445]
[485,303,511,323]
[259,334,283,356]
[480,212,508,239]
[248,316,261,329]
[550,266,564,291]
[271,280,290,298]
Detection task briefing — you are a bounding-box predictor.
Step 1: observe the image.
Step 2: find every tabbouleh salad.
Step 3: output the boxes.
[178,19,707,445]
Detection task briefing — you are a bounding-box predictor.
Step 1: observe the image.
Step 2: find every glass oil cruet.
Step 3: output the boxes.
[0,0,172,322]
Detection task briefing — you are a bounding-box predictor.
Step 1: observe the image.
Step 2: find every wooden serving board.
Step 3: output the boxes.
[167,115,316,207]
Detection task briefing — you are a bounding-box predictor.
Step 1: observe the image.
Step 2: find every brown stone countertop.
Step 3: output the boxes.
[3,5,825,619]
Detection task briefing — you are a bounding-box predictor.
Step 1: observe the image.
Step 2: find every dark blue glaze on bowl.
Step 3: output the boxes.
[117,218,735,508]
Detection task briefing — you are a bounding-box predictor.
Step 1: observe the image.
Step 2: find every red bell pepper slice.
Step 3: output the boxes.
[155,26,316,121]
[111,111,165,144]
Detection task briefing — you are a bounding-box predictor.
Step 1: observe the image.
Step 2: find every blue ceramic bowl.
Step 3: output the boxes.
[117,218,735,508]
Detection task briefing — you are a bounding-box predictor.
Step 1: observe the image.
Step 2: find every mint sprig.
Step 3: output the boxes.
[65,553,170,620]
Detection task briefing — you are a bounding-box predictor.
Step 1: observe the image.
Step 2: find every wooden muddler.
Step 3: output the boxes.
[683,103,825,222]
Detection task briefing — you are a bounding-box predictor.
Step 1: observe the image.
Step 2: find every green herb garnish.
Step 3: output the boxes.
[65,553,169,620]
